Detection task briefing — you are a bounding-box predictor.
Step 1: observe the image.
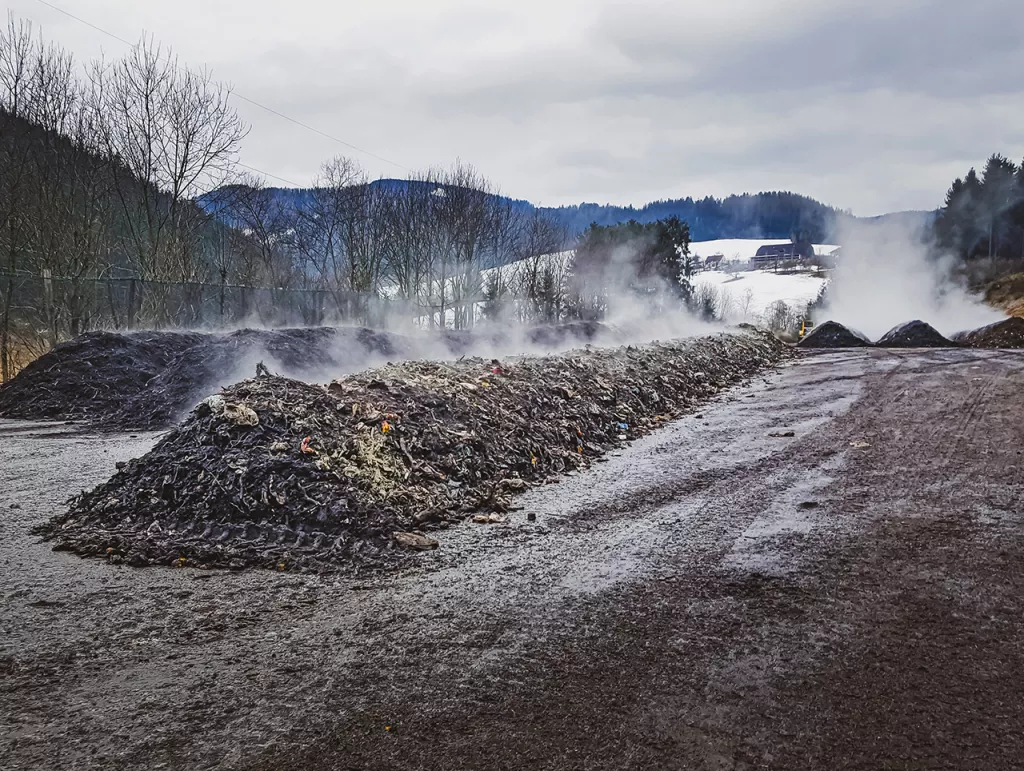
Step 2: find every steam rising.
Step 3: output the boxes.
[821,220,1004,340]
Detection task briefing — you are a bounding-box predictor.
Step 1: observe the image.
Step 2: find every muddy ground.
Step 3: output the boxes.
[2,348,1023,770]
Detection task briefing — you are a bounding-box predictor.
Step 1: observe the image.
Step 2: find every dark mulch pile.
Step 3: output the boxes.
[1,323,619,429]
[952,317,1024,348]
[798,321,873,348]
[116,327,404,429]
[0,331,207,421]
[36,330,790,573]
[438,321,612,356]
[875,320,956,348]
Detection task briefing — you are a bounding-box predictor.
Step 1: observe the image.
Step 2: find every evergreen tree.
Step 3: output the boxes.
[980,154,1019,258]
[934,156,1023,260]
[566,216,693,319]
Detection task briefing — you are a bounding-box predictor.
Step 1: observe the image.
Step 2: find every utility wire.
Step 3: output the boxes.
[30,0,411,175]
[236,162,301,187]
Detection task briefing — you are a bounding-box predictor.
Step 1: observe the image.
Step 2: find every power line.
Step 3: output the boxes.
[29,0,411,175]
[236,162,301,188]
[31,0,134,46]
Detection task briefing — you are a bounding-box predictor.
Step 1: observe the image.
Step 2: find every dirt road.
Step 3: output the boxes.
[2,348,1023,770]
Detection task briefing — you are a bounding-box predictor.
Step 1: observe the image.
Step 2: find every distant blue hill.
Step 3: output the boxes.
[200,180,935,245]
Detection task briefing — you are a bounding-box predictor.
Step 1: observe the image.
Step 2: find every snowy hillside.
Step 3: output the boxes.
[694,269,827,321]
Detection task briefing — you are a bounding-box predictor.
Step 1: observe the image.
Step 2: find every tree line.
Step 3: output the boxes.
[539,191,841,243]
[935,153,1024,261]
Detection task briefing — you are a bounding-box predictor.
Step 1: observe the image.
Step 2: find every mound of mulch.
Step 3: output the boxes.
[0,330,207,421]
[439,321,613,355]
[1,323,623,429]
[36,330,791,572]
[116,327,406,429]
[952,317,1024,348]
[875,320,956,348]
[797,321,873,348]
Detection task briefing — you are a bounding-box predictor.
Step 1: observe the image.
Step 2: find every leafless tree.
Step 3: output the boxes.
[91,38,247,283]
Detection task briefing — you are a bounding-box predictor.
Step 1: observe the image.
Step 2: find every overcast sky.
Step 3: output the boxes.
[6,0,1024,215]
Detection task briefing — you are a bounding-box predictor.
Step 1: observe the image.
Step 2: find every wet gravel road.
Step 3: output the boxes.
[2,348,1023,770]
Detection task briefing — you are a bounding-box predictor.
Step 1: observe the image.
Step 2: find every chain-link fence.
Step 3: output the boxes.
[0,273,419,381]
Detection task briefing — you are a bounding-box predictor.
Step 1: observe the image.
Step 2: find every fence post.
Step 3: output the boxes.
[41,269,58,349]
[127,278,137,330]
[219,268,227,324]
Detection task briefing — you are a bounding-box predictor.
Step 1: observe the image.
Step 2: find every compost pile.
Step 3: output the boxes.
[952,317,1024,348]
[875,320,956,348]
[38,329,790,572]
[0,331,206,421]
[116,327,405,429]
[1,322,619,429]
[797,320,873,349]
[438,320,612,356]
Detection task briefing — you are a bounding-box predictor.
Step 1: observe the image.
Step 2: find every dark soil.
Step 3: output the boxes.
[952,316,1024,348]
[875,319,956,348]
[797,320,872,348]
[36,330,789,572]
[0,331,206,421]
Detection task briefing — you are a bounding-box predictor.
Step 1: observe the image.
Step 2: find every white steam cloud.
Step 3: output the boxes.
[821,219,1005,340]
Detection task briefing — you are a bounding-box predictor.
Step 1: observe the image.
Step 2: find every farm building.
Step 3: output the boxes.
[702,253,724,270]
[751,242,816,267]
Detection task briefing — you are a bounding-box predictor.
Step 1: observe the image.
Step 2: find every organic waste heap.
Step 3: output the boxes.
[797,320,872,348]
[953,317,1024,348]
[37,330,790,572]
[0,322,618,428]
[0,331,206,421]
[116,327,401,429]
[875,320,956,348]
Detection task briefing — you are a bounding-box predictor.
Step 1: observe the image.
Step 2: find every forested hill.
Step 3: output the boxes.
[238,182,931,244]
[539,191,840,242]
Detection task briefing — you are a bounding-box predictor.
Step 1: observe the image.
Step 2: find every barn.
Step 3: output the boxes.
[702,253,724,270]
[751,242,816,267]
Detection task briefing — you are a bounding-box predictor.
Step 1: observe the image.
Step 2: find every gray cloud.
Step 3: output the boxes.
[9,0,1024,215]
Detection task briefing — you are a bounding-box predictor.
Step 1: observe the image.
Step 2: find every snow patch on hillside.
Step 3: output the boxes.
[695,270,827,321]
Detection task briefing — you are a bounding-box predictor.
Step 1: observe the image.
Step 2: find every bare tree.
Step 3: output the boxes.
[0,17,40,379]
[92,38,247,283]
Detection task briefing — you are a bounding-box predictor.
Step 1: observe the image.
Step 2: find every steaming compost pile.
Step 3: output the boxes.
[952,317,1024,348]
[797,320,873,348]
[0,322,616,429]
[36,330,789,572]
[437,320,610,355]
[0,331,206,421]
[116,327,402,429]
[0,327,402,428]
[875,320,956,348]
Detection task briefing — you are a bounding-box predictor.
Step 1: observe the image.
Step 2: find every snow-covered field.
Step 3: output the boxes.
[694,269,827,321]
[401,241,833,328]
[691,239,840,262]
